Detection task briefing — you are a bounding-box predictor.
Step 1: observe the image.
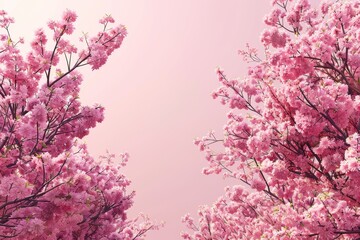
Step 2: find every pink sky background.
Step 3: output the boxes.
[4,1,270,239]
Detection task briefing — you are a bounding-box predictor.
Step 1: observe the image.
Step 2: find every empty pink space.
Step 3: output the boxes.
[4,1,270,239]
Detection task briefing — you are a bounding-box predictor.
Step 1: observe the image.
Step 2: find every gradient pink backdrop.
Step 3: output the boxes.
[4,1,270,239]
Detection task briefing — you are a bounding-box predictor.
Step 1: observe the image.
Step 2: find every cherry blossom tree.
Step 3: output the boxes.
[0,10,158,239]
[183,0,360,239]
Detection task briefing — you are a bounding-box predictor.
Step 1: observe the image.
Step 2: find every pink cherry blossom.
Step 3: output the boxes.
[183,0,360,239]
[0,10,159,239]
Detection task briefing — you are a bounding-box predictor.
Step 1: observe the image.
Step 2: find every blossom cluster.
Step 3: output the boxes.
[183,0,360,239]
[0,10,157,239]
